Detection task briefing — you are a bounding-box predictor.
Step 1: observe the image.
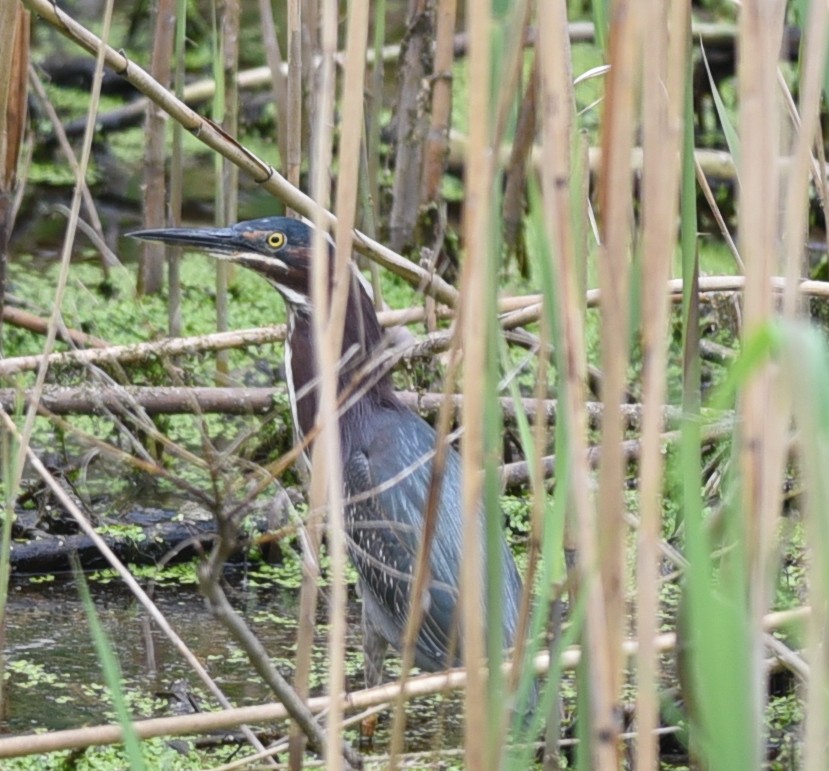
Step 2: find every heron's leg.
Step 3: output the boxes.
[358,583,389,744]
[361,591,389,688]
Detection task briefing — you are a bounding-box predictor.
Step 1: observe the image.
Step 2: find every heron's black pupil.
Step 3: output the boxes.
[268,233,284,248]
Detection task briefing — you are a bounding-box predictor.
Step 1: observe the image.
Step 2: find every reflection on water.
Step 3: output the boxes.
[0,574,463,752]
[2,575,301,733]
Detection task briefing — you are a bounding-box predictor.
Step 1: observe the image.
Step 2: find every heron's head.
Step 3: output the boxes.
[129,216,325,310]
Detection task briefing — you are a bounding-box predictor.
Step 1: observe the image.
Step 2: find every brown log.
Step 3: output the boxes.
[2,305,109,348]
[0,384,685,432]
[9,507,276,575]
[0,385,279,415]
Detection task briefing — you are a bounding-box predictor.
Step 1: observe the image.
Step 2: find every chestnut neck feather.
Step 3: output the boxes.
[283,276,399,449]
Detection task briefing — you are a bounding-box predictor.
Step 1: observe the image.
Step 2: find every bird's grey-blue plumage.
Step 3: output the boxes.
[128,216,527,691]
[342,403,522,674]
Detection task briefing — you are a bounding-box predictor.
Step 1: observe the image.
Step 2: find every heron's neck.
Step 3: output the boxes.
[284,282,397,442]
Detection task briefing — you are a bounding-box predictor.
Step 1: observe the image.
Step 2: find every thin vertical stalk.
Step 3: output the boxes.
[322,0,371,765]
[387,333,464,769]
[420,0,457,205]
[736,3,787,764]
[460,0,491,767]
[290,513,320,768]
[214,0,240,377]
[307,0,346,767]
[537,1,616,768]
[484,6,533,755]
[329,0,370,344]
[793,328,829,770]
[503,58,538,263]
[0,3,29,352]
[677,34,704,761]
[0,0,24,660]
[781,0,827,320]
[286,0,302,198]
[287,4,311,764]
[0,418,16,712]
[139,0,174,296]
[301,0,319,187]
[595,0,642,760]
[257,0,288,171]
[784,6,829,770]
[211,1,226,367]
[168,0,188,338]
[389,0,433,252]
[366,0,386,230]
[635,2,688,769]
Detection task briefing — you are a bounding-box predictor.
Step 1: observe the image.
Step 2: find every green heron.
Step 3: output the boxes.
[130,217,527,693]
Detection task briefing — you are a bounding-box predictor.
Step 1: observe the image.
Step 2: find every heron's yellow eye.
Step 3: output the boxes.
[267,231,286,249]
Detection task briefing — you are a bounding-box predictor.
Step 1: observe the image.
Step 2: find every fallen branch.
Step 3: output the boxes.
[8,505,276,575]
[499,419,736,490]
[1,272,773,377]
[497,274,829,330]
[2,304,108,348]
[0,325,287,377]
[0,384,280,415]
[0,306,432,376]
[0,384,684,428]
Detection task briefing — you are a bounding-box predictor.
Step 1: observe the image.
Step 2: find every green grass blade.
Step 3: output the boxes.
[73,558,146,770]
[700,43,741,170]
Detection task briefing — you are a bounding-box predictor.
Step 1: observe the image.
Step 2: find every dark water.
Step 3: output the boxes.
[0,575,463,752]
[1,576,302,733]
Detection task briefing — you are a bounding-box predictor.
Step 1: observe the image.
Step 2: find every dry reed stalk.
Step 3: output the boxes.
[694,155,743,270]
[735,4,788,763]
[287,3,324,764]
[138,0,174,296]
[0,6,26,193]
[536,0,606,765]
[365,0,386,237]
[304,0,351,767]
[0,4,28,355]
[460,0,492,766]
[0,325,287,377]
[167,0,187,337]
[420,0,457,205]
[257,0,288,170]
[214,0,241,377]
[389,0,433,252]
[595,0,643,761]
[9,272,829,377]
[780,7,827,320]
[301,0,320,185]
[375,5,458,768]
[0,2,28,715]
[320,0,371,764]
[503,58,538,265]
[781,4,829,767]
[286,0,302,201]
[635,2,688,769]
